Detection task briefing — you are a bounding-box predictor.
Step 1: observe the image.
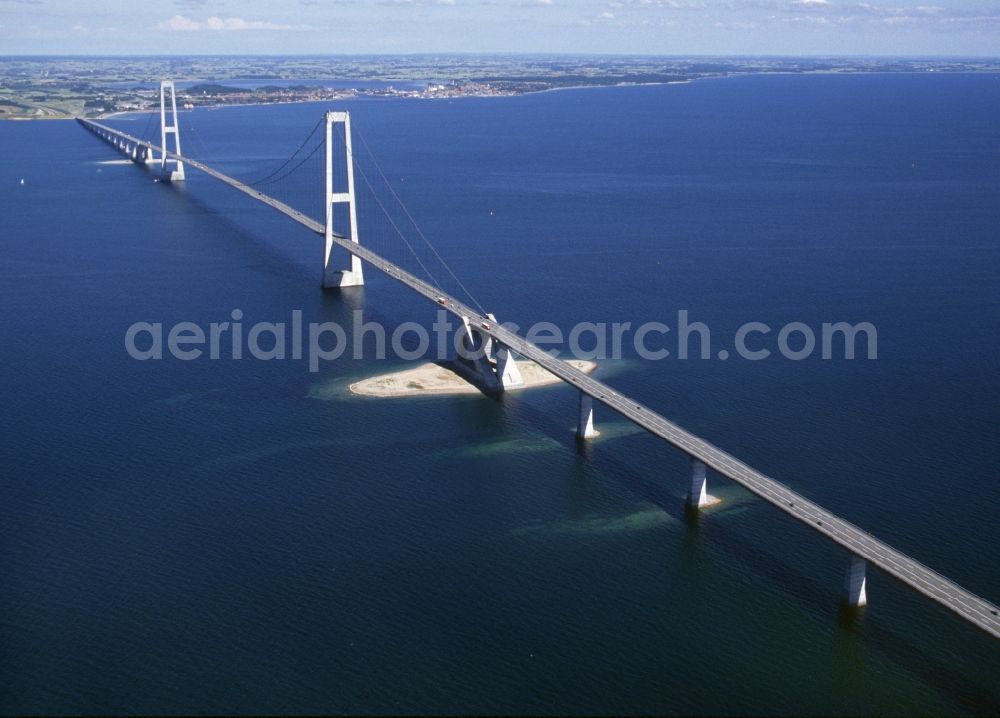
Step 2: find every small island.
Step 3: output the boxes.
[350,359,596,398]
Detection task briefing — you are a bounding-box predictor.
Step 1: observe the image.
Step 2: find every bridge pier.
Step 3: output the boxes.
[495,342,524,389]
[577,392,598,439]
[844,556,868,607]
[458,318,500,392]
[687,458,719,508]
[486,313,524,390]
[323,259,364,289]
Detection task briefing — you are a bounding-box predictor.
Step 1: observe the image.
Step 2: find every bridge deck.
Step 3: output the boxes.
[79,118,1000,640]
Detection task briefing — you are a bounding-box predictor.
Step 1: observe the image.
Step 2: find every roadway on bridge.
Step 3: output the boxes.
[79,118,1000,640]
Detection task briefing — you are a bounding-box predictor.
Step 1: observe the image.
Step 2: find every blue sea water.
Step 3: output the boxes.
[2,73,999,714]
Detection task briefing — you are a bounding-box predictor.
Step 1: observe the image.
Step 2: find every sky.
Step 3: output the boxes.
[0,0,998,56]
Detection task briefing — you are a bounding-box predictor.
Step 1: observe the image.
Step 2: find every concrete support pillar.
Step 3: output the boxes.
[458,318,500,392]
[483,313,523,390]
[577,392,598,439]
[478,321,495,363]
[495,343,524,389]
[844,555,868,607]
[688,458,717,508]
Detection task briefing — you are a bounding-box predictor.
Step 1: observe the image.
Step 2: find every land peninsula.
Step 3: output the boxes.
[3,54,998,120]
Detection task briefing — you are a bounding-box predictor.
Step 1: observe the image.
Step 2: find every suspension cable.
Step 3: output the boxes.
[348,149,445,291]
[252,134,325,189]
[140,109,155,146]
[243,116,325,186]
[354,127,488,315]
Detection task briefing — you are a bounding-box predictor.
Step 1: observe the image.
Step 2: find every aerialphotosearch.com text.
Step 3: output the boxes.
[124,309,878,372]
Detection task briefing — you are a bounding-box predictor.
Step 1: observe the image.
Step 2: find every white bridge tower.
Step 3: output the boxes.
[158,80,185,181]
[324,111,364,289]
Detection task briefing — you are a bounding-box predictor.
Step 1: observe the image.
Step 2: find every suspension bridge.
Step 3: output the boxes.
[77,81,1000,641]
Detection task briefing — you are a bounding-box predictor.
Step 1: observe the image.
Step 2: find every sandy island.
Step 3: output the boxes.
[349,359,596,398]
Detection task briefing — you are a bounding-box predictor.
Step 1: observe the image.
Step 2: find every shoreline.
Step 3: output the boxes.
[349,359,597,398]
[57,76,705,122]
[7,69,999,122]
[97,78,688,119]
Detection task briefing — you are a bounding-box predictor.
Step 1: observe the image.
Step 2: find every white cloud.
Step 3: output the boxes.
[156,14,297,32]
[792,0,829,6]
[158,14,201,31]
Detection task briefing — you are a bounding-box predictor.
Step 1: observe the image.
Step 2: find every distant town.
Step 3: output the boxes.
[2,54,998,120]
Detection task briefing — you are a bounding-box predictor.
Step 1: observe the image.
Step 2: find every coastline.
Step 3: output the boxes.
[97,78,689,118]
[7,69,995,121]
[9,77,701,122]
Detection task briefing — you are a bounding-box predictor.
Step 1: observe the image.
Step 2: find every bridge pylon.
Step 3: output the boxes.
[157,80,185,181]
[323,111,364,289]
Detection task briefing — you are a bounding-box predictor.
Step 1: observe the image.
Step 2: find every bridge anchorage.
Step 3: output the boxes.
[76,86,1000,641]
[453,314,524,394]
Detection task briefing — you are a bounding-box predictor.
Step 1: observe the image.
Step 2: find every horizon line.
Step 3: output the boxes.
[2,52,1000,60]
